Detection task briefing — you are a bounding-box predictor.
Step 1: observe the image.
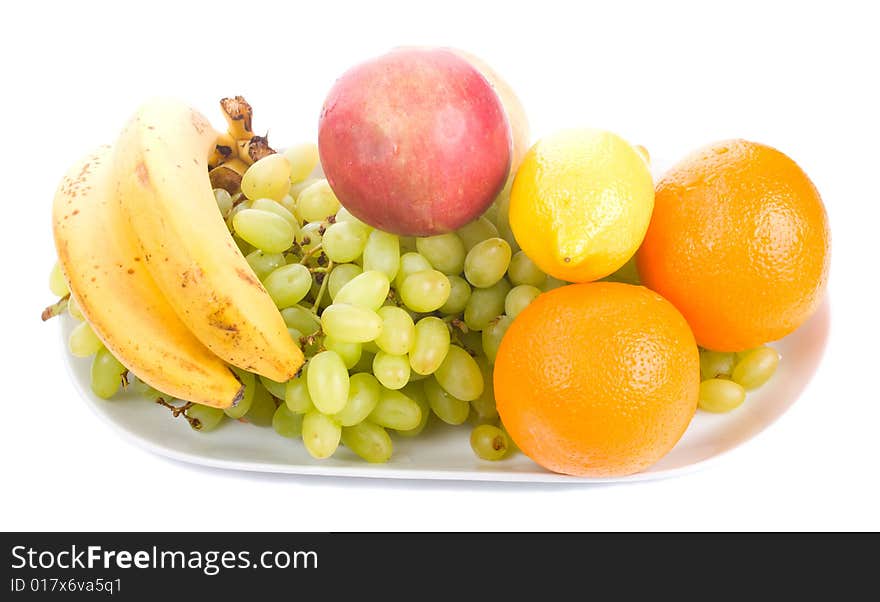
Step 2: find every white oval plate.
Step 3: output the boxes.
[61,298,829,483]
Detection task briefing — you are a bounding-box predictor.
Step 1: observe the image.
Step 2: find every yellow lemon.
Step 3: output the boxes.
[509,129,654,282]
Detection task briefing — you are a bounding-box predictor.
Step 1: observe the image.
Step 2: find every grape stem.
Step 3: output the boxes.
[299,243,324,265]
[310,260,334,312]
[41,294,70,321]
[155,397,201,429]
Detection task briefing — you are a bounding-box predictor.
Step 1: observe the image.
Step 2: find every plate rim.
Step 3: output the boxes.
[60,298,830,484]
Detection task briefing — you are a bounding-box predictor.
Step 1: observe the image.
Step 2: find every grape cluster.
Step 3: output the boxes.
[697,347,780,412]
[201,147,564,462]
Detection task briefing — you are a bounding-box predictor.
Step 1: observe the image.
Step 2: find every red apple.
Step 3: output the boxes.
[318,48,512,236]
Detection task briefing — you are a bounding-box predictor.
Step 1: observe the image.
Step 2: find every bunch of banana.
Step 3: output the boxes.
[52,99,304,409]
[208,96,277,193]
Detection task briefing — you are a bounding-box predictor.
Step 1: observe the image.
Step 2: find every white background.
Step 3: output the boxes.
[3,0,878,531]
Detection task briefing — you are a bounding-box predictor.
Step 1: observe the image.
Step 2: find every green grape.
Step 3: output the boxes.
[68,321,104,358]
[263,263,312,309]
[214,188,233,219]
[375,306,415,355]
[245,250,286,280]
[373,352,411,390]
[470,424,510,461]
[241,153,291,201]
[369,388,422,431]
[187,404,226,432]
[699,378,747,413]
[90,348,126,399]
[297,180,341,222]
[464,279,510,331]
[307,350,350,414]
[259,375,288,399]
[334,270,390,310]
[471,358,498,420]
[280,305,320,336]
[363,230,400,281]
[127,374,156,397]
[731,347,780,390]
[409,317,451,375]
[457,216,500,252]
[341,422,392,463]
[297,221,324,253]
[225,368,256,419]
[483,202,499,224]
[334,372,381,427]
[272,404,304,438]
[335,206,371,229]
[327,263,363,301]
[251,197,300,232]
[233,235,256,256]
[395,382,431,437]
[399,236,417,252]
[322,221,369,263]
[232,209,296,253]
[302,411,341,459]
[212,188,233,217]
[284,143,319,183]
[507,251,546,288]
[464,238,511,288]
[542,276,568,292]
[395,252,433,289]
[424,377,470,425]
[284,367,314,413]
[416,233,466,275]
[434,345,484,401]
[700,350,736,380]
[289,177,319,204]
[49,262,70,298]
[399,270,451,312]
[323,336,362,369]
[279,194,300,222]
[459,329,485,356]
[226,199,249,227]
[493,193,520,253]
[321,303,383,343]
[288,327,304,342]
[505,285,541,318]
[244,383,276,427]
[350,351,375,374]
[601,256,641,285]
[437,275,471,315]
[482,315,512,363]
[67,296,84,321]
[362,340,380,355]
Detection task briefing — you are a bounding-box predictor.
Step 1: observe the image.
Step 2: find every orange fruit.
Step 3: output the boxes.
[637,139,830,351]
[494,282,699,478]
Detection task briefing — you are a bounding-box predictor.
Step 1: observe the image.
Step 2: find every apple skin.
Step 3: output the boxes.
[318,48,512,236]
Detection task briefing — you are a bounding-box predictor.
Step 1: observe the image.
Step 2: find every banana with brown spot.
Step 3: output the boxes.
[52,147,243,408]
[112,98,304,381]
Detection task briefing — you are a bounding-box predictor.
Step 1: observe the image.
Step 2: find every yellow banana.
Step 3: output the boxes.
[207,131,237,169]
[52,147,243,408]
[220,96,254,140]
[112,98,304,382]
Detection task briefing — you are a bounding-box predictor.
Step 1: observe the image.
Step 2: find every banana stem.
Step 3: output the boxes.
[41,294,70,321]
[311,261,334,312]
